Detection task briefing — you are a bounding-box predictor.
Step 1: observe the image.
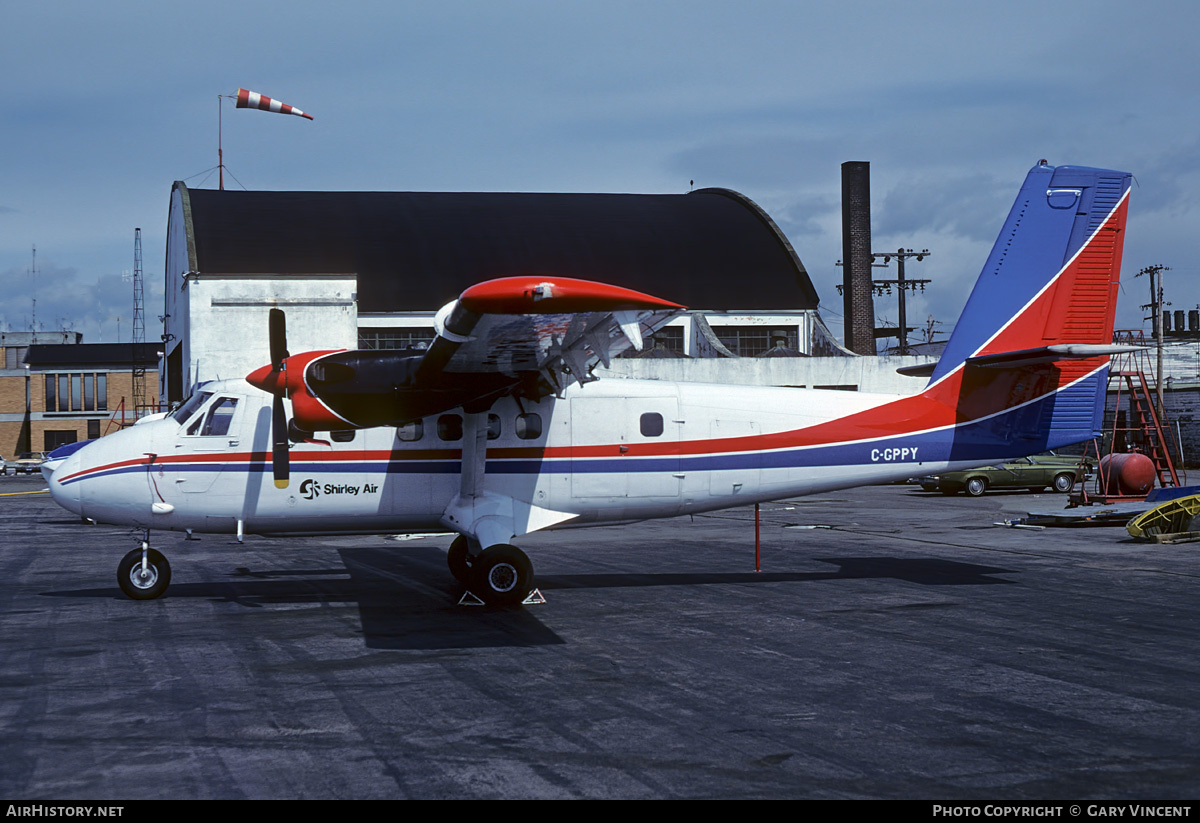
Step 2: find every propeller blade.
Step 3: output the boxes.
[272,394,290,489]
[269,308,289,370]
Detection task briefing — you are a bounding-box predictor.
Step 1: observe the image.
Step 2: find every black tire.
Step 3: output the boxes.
[117,548,171,600]
[447,534,473,584]
[965,477,988,497]
[1052,472,1075,493]
[470,544,534,607]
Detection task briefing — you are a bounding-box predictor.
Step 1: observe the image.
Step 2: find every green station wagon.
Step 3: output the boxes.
[917,453,1094,497]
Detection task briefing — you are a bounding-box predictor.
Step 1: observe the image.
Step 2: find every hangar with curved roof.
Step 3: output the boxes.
[163,182,841,402]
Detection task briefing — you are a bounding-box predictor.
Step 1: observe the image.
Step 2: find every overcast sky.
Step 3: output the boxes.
[3,0,1197,347]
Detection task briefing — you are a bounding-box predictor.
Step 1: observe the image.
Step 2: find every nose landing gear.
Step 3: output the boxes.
[117,535,171,600]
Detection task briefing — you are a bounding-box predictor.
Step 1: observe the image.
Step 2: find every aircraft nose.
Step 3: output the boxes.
[46,451,84,516]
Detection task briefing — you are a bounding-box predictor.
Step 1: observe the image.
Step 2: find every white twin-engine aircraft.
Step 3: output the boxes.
[47,162,1133,607]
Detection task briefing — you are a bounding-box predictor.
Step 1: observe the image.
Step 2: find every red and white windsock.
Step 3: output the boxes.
[234,88,313,120]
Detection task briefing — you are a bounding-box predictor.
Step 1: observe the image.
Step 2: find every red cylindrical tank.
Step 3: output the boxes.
[1099,452,1157,496]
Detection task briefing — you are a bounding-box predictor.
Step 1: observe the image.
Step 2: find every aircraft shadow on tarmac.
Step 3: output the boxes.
[548,557,1018,590]
[39,548,1015,651]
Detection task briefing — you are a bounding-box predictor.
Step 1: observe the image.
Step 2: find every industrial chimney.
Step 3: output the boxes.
[841,161,876,355]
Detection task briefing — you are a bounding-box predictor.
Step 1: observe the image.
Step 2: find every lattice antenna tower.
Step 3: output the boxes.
[132,228,147,416]
[29,245,38,342]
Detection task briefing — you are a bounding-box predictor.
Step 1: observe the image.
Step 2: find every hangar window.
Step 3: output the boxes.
[617,326,684,358]
[438,414,463,441]
[516,413,542,440]
[397,420,423,442]
[640,412,664,437]
[713,325,799,357]
[359,327,437,351]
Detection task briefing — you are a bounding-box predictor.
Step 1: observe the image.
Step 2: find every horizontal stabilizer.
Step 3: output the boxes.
[897,362,937,378]
[964,343,1142,369]
[966,343,1145,369]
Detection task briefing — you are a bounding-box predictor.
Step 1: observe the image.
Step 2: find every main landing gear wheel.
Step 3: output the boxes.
[447,534,474,584]
[117,547,171,600]
[470,544,534,607]
[1053,472,1075,493]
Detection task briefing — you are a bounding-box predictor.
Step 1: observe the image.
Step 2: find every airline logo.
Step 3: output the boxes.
[299,478,379,499]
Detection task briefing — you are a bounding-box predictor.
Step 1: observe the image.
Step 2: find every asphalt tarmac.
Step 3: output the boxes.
[2,474,1199,800]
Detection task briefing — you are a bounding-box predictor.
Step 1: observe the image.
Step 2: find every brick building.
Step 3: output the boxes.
[0,337,159,460]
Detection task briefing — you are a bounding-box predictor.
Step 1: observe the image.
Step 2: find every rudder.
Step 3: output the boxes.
[929,162,1132,386]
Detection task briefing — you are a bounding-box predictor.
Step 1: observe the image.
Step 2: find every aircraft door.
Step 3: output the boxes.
[570,396,680,499]
[170,394,244,495]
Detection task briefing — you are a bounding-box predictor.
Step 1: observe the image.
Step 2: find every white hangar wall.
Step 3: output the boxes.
[162,187,357,396]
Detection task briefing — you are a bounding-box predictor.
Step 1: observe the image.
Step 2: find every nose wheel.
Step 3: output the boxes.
[117,543,171,600]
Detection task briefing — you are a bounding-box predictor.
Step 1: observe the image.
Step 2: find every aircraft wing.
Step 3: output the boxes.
[249,276,685,431]
[424,276,684,391]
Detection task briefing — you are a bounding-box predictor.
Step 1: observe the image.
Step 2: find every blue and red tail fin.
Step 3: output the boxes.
[930,162,1131,384]
[916,162,1132,454]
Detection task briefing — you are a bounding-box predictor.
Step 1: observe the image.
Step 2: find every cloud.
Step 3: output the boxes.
[0,260,162,343]
[773,192,840,239]
[875,172,1013,244]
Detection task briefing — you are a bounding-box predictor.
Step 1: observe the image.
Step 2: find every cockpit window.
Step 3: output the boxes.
[184,396,238,436]
[172,391,213,425]
[199,398,238,436]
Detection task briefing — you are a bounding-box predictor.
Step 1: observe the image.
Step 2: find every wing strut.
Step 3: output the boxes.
[440,411,577,550]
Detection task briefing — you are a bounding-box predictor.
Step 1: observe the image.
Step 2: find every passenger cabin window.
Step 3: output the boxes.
[438,414,463,441]
[397,420,423,442]
[487,414,501,440]
[516,413,542,440]
[640,412,664,437]
[331,430,356,443]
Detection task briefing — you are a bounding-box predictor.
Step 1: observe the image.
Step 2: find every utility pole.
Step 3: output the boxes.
[872,249,930,355]
[835,248,932,354]
[1137,264,1172,421]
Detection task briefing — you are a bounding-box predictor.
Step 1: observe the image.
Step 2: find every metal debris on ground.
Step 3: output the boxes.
[1126,494,1200,543]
